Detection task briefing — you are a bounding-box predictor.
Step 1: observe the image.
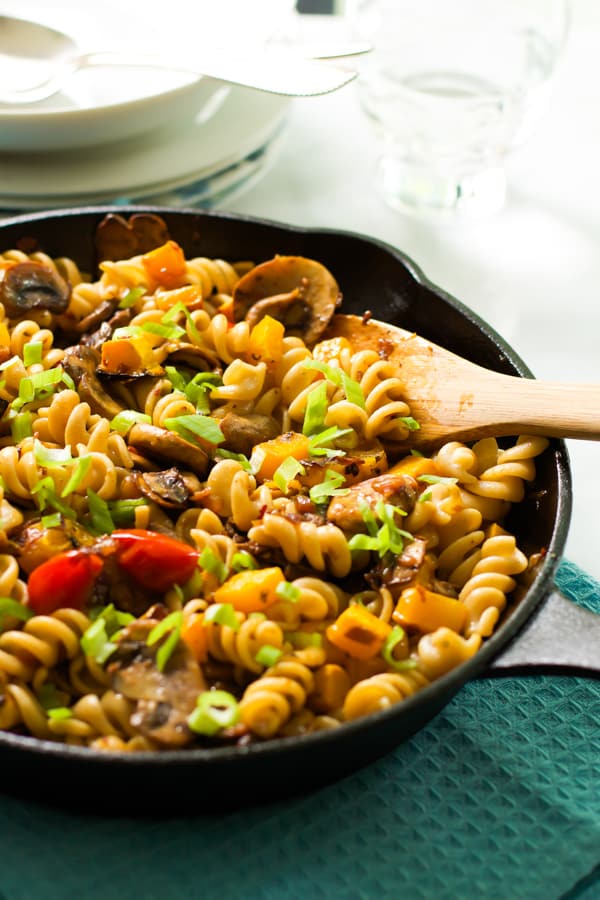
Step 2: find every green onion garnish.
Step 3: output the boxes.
[164,414,224,446]
[198,546,227,583]
[309,469,349,504]
[110,410,152,435]
[203,603,240,631]
[417,474,458,485]
[80,617,118,665]
[31,477,77,519]
[308,426,352,457]
[118,286,146,309]
[255,644,283,667]
[164,365,188,392]
[149,612,184,673]
[33,439,73,468]
[184,373,223,413]
[187,690,240,736]
[162,301,202,344]
[23,341,43,367]
[302,381,328,436]
[0,597,33,629]
[214,449,252,472]
[86,489,115,535]
[108,498,145,525]
[10,411,33,443]
[37,683,69,711]
[285,631,323,649]
[41,512,62,529]
[348,500,413,558]
[231,551,258,572]
[273,457,306,493]
[60,455,92,497]
[304,359,366,409]
[0,355,19,371]
[399,416,420,431]
[140,321,186,341]
[47,707,73,721]
[381,626,417,671]
[275,581,300,603]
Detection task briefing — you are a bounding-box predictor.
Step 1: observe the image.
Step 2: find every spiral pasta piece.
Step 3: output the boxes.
[239,655,316,738]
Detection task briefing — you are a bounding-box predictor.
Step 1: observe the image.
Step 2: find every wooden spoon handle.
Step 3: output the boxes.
[446,369,600,442]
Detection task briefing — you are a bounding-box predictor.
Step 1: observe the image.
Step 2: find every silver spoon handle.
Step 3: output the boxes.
[79,49,357,97]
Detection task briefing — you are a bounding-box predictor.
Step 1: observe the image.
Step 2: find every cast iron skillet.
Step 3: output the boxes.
[0,206,598,813]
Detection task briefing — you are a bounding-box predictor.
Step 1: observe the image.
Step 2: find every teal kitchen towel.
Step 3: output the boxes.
[0,558,598,900]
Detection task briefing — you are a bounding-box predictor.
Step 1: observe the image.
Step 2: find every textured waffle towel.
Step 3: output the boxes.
[0,559,598,900]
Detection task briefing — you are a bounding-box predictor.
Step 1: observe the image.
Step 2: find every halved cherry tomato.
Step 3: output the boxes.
[27,550,104,615]
[111,529,199,592]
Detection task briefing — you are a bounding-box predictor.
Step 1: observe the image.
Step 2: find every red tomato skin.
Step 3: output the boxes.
[27,551,104,615]
[110,529,199,591]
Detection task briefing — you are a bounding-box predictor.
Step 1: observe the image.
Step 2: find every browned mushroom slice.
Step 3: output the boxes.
[94,212,170,263]
[0,261,71,317]
[129,423,211,477]
[365,538,430,599]
[165,341,222,374]
[15,518,97,575]
[232,255,341,345]
[327,472,419,532]
[137,467,201,509]
[219,411,280,457]
[109,616,206,748]
[62,344,125,420]
[80,308,133,352]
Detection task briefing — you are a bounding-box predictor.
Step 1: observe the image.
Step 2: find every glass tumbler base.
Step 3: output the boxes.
[376,156,507,221]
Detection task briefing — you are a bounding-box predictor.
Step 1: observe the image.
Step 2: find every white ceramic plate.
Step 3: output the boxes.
[0,0,295,152]
[0,86,291,208]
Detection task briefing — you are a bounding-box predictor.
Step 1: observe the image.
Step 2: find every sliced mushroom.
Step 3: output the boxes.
[128,423,210,477]
[164,341,222,374]
[62,344,125,420]
[365,539,430,599]
[109,614,206,748]
[95,212,170,263]
[327,472,419,532]
[232,255,341,345]
[219,411,280,457]
[0,261,71,317]
[15,518,96,575]
[80,307,133,352]
[137,467,201,509]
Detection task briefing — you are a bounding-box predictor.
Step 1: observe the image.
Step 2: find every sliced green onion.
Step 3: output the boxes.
[418,490,433,504]
[410,449,424,457]
[118,286,146,309]
[255,644,282,667]
[184,373,223,413]
[249,446,266,476]
[164,413,224,446]
[231,551,258,572]
[309,469,349,504]
[214,449,252,472]
[348,533,381,553]
[37,683,69,711]
[275,581,300,603]
[381,626,417,671]
[0,355,20,371]
[304,360,365,409]
[359,501,379,537]
[47,707,72,720]
[41,512,62,529]
[60,455,92,497]
[86,489,115,535]
[187,689,240,736]
[110,410,152,435]
[10,411,33,443]
[273,456,306,493]
[0,597,33,628]
[417,474,458,485]
[140,321,186,341]
[164,365,188,392]
[33,439,72,468]
[285,631,323,649]
[108,498,145,525]
[203,603,239,631]
[31,477,77,520]
[162,300,202,344]
[308,426,352,458]
[302,381,328,436]
[146,611,183,672]
[399,416,420,431]
[80,617,118,665]
[198,546,227,584]
[23,341,43,367]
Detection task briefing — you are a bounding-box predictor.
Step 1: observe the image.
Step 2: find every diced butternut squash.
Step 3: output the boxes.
[388,455,439,480]
[326,604,392,660]
[250,432,311,481]
[247,315,285,365]
[180,612,208,663]
[100,337,161,376]
[142,240,187,289]
[155,284,203,311]
[392,585,467,634]
[213,566,285,613]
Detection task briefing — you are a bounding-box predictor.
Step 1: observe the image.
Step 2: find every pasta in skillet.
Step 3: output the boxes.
[0,215,548,751]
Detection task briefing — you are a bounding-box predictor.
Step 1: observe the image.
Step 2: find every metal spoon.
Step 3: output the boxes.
[0,14,366,104]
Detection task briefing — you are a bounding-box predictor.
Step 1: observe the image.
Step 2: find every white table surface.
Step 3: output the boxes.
[220,1,600,582]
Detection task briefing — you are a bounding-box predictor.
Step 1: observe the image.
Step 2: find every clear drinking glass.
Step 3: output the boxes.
[348,0,570,220]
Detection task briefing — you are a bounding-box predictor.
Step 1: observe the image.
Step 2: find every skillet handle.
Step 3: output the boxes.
[486,588,600,677]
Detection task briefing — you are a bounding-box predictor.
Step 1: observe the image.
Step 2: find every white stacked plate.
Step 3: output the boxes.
[0,0,294,211]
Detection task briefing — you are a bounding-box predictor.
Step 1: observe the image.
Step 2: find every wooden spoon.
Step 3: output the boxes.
[325,314,600,451]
